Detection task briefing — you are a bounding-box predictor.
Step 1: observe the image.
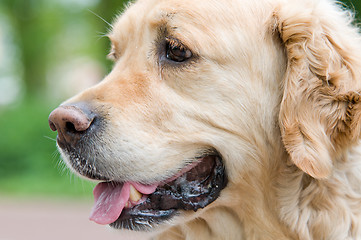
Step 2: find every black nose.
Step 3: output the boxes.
[48,103,95,147]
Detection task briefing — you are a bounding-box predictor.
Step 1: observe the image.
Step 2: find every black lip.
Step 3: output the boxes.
[110,209,176,230]
[110,155,227,231]
[58,141,111,181]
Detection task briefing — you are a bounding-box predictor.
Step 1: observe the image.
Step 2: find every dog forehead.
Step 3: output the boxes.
[109,0,273,62]
[110,0,212,38]
[110,0,270,38]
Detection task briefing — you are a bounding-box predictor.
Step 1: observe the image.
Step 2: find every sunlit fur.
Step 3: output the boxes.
[60,0,361,239]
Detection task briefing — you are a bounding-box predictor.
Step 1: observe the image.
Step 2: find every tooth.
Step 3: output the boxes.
[129,185,142,202]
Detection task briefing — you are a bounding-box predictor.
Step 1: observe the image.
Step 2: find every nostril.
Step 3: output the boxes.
[65,121,77,134]
[49,121,57,132]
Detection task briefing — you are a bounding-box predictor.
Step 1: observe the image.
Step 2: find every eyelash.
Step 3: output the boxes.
[166,37,184,50]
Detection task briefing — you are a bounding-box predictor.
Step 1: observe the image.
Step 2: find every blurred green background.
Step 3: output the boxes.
[0,0,129,198]
[0,0,360,199]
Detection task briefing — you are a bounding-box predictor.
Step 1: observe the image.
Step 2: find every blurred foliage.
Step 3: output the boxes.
[1,0,126,97]
[0,0,128,197]
[0,98,95,197]
[0,0,360,198]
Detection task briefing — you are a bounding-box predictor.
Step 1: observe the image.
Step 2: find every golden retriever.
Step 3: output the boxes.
[48,0,361,239]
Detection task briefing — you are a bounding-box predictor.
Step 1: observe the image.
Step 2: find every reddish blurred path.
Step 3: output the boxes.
[0,197,151,240]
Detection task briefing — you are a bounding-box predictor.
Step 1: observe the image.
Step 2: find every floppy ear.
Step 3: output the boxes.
[275,1,361,178]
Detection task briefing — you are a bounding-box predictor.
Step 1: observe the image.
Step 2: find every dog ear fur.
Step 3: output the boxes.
[275,1,361,178]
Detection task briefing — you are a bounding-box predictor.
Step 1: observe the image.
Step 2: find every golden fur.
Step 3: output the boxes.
[61,0,361,239]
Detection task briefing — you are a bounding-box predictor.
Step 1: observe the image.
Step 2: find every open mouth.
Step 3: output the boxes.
[89,154,227,231]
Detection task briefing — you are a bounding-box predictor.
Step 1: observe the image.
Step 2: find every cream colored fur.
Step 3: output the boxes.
[63,0,361,239]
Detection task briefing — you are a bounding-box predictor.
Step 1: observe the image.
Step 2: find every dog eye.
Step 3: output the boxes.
[165,37,192,62]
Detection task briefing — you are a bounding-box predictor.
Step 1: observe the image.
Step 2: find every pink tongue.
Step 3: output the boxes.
[89,182,130,225]
[89,182,158,225]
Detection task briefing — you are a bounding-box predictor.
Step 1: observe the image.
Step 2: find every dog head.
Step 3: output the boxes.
[49,0,361,236]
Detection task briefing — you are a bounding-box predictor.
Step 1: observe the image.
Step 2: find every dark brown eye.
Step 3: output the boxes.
[165,37,192,62]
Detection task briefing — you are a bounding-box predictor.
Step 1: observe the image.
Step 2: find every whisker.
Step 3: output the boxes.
[44,135,57,142]
[94,31,109,42]
[95,31,108,37]
[51,150,68,176]
[57,158,68,176]
[88,9,113,30]
[51,150,60,159]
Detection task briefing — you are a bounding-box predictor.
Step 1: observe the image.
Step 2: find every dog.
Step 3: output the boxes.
[48,0,361,239]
